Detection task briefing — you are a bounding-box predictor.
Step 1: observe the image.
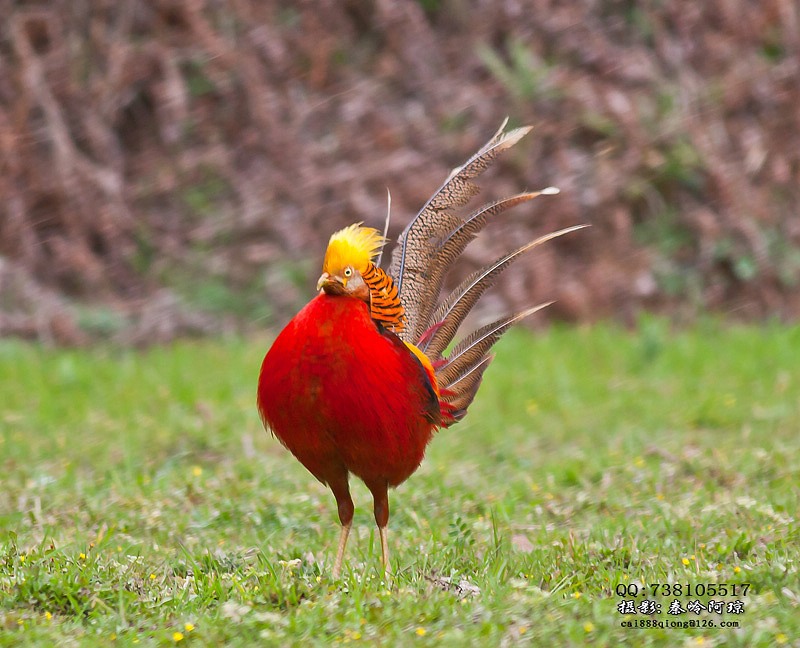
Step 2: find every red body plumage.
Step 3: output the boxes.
[257,293,439,492]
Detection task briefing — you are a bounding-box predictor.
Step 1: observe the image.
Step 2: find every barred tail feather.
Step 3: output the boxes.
[439,355,493,424]
[411,191,552,340]
[433,304,553,423]
[422,225,588,359]
[436,303,553,388]
[388,119,534,343]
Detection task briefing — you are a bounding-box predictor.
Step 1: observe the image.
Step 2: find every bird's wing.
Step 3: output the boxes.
[382,330,441,425]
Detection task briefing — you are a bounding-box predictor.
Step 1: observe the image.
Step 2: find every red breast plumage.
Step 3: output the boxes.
[258,293,438,491]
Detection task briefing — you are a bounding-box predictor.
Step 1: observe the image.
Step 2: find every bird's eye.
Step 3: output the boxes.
[344,267,352,277]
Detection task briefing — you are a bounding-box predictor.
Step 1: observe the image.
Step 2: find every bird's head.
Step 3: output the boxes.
[317,223,385,299]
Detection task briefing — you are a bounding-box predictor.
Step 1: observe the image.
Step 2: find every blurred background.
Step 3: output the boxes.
[1,0,798,345]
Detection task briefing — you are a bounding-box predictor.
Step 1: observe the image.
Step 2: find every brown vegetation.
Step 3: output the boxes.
[1,0,798,343]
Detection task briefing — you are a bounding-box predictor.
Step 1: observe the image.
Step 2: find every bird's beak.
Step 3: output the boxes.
[317,272,346,294]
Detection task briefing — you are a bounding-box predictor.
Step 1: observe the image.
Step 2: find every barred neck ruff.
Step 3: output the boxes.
[362,261,404,332]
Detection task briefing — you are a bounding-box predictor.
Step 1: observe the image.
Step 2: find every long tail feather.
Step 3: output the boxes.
[441,355,494,398]
[381,120,586,426]
[423,225,588,359]
[436,303,553,388]
[410,190,555,341]
[439,354,494,424]
[388,119,533,342]
[434,304,552,423]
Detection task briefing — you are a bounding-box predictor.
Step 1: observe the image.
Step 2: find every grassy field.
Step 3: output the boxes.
[1,319,798,647]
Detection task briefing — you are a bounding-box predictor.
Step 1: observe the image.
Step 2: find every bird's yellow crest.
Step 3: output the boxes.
[323,223,386,274]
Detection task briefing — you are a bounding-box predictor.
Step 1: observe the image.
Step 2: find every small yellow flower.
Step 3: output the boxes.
[184,623,194,632]
[734,566,741,573]
[352,633,361,640]
[656,493,664,500]
[690,555,696,560]
[79,553,86,560]
[519,627,527,634]
[110,634,116,641]
[699,543,706,549]
[19,555,25,563]
[544,492,554,500]
[117,546,122,552]
[192,466,202,477]
[584,622,595,632]
[572,592,581,599]
[716,564,723,570]
[777,634,788,644]
[173,632,184,642]
[150,574,156,580]
[45,611,52,621]
[530,483,539,491]
[682,558,690,565]
[416,627,426,636]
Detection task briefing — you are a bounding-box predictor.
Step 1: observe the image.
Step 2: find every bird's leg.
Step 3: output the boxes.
[369,480,391,575]
[329,470,354,580]
[379,525,391,576]
[332,524,350,580]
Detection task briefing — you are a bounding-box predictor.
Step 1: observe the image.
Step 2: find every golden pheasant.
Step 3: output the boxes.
[257,121,585,577]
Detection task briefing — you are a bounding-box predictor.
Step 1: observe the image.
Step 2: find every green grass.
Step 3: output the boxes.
[1,320,799,646]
